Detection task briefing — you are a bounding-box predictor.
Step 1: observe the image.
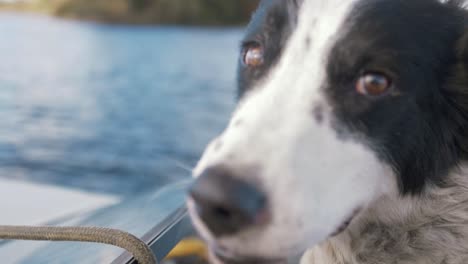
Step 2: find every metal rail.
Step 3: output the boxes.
[112,207,193,264]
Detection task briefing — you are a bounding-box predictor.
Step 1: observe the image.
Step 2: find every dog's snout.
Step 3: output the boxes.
[189,166,268,237]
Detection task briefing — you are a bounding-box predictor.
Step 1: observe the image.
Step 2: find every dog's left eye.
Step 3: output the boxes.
[356,72,392,96]
[242,43,264,67]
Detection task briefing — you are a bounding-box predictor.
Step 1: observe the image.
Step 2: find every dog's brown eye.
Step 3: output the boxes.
[356,72,392,96]
[243,44,264,67]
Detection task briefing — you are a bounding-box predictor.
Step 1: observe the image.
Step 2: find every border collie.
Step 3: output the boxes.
[187,0,468,263]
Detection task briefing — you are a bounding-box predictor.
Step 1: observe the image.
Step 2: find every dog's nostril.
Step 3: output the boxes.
[214,206,232,219]
[189,165,268,237]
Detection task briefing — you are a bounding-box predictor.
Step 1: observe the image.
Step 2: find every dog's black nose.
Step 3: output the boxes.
[189,166,267,237]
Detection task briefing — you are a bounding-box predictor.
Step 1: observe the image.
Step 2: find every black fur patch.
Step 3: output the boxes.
[237,0,468,194]
[237,0,298,97]
[324,0,468,193]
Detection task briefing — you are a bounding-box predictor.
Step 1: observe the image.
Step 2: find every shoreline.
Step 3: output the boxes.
[0,0,258,26]
[0,10,247,29]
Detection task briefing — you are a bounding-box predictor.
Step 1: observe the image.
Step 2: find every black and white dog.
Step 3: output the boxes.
[188,0,468,263]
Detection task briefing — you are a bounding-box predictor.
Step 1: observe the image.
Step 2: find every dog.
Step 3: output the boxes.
[187,0,468,263]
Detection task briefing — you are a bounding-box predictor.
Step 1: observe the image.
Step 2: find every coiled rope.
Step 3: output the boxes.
[0,225,157,264]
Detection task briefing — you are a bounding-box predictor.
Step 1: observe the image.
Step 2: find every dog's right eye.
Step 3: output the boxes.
[356,72,392,97]
[242,43,264,67]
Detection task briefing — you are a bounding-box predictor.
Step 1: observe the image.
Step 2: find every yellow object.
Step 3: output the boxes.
[165,238,209,260]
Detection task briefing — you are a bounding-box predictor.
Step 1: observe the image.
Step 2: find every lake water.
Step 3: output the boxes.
[0,13,240,196]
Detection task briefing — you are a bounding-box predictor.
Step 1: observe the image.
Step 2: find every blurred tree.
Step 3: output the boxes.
[51,0,260,25]
[129,0,151,12]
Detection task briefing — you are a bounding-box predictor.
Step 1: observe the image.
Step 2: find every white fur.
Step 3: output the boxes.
[189,0,399,260]
[301,166,468,264]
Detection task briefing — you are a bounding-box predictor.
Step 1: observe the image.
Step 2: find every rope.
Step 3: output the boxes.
[0,225,157,264]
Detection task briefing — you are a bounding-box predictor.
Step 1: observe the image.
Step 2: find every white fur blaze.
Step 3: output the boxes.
[190,0,399,260]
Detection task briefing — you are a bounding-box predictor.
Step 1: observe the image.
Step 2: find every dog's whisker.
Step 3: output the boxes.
[163,156,194,173]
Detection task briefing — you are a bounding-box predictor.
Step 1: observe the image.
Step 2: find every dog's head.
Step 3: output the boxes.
[188,0,468,262]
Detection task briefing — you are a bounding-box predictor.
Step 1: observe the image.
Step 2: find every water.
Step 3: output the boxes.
[0,13,240,196]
